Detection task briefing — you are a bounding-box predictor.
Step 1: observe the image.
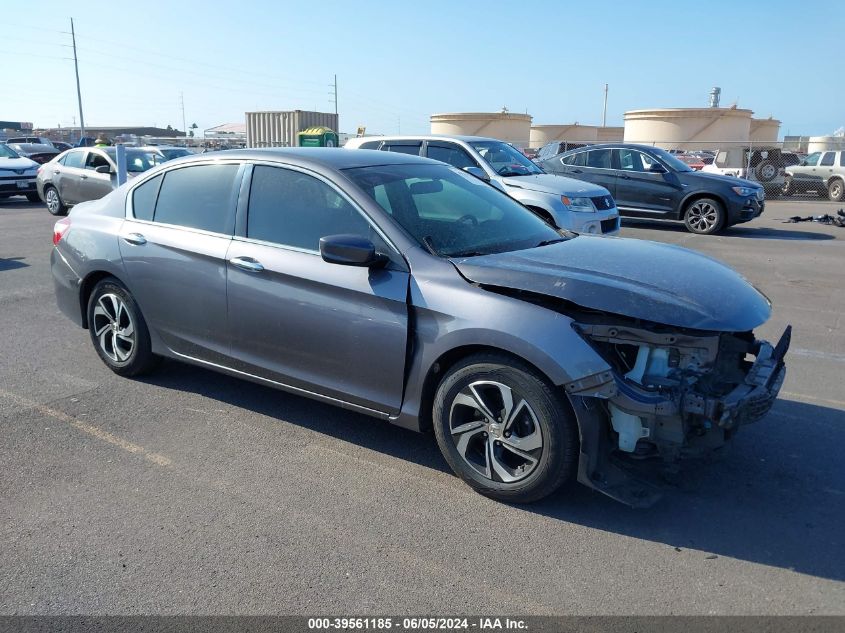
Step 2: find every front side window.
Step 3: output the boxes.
[346,164,565,258]
[820,152,835,167]
[85,151,111,170]
[426,144,477,170]
[840,153,845,167]
[469,141,542,177]
[247,165,372,251]
[64,150,85,169]
[153,164,239,234]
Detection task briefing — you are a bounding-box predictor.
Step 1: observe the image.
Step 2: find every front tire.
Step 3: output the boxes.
[828,179,844,202]
[26,192,41,203]
[684,197,725,234]
[432,354,578,503]
[44,186,67,216]
[87,279,159,377]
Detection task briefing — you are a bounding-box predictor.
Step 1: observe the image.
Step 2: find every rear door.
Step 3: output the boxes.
[572,148,617,195]
[225,163,410,414]
[54,149,87,203]
[119,161,243,363]
[613,148,678,215]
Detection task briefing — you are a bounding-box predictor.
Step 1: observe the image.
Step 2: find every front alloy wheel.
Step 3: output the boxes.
[684,198,724,234]
[45,187,66,216]
[433,354,578,503]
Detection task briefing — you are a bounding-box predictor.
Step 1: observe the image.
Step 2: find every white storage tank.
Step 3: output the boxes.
[749,117,781,144]
[624,107,753,150]
[431,112,532,147]
[807,135,845,153]
[529,124,598,147]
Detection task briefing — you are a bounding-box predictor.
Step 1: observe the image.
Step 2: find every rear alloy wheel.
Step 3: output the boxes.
[828,179,844,202]
[684,198,725,234]
[87,279,159,377]
[44,186,67,216]
[433,354,578,503]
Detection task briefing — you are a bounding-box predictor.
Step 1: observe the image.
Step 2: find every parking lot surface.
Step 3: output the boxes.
[1,197,843,615]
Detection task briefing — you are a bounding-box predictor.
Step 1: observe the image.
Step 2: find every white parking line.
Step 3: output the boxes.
[0,388,171,467]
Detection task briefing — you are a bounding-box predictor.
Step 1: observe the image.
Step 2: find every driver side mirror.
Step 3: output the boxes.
[647,162,667,174]
[94,165,112,174]
[319,234,387,268]
[462,166,489,181]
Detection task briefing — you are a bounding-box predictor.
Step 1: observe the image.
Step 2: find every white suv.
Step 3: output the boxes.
[345,135,620,235]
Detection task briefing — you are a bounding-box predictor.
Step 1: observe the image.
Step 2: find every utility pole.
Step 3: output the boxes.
[329,74,338,130]
[180,92,187,143]
[70,18,85,142]
[602,83,608,127]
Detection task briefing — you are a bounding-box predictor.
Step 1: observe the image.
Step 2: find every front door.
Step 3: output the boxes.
[79,150,115,202]
[118,163,243,363]
[226,164,410,414]
[54,149,87,204]
[613,148,679,215]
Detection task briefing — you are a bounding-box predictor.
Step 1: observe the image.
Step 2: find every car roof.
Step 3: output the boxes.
[349,134,505,144]
[556,143,661,154]
[173,147,435,170]
[8,143,57,151]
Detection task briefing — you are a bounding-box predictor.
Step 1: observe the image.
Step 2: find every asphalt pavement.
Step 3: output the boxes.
[1,196,843,615]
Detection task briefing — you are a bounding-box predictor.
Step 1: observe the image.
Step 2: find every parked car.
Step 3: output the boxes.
[0,143,40,202]
[345,135,620,235]
[37,146,162,215]
[140,145,194,161]
[50,148,789,506]
[783,150,845,201]
[52,141,73,152]
[701,147,788,197]
[540,143,765,234]
[5,136,56,147]
[535,141,592,164]
[6,142,60,164]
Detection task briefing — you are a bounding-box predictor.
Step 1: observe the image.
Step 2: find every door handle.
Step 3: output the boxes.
[53,169,60,174]
[80,174,88,180]
[121,233,147,245]
[229,256,264,273]
[619,174,632,179]
[571,169,583,173]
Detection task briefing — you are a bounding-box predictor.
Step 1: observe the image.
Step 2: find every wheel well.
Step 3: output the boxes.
[416,344,557,432]
[78,271,121,328]
[681,192,728,220]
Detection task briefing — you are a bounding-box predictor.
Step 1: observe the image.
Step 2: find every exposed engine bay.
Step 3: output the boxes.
[565,318,791,507]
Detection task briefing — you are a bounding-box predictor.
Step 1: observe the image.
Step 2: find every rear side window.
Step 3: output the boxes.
[820,152,835,166]
[132,175,162,221]
[573,152,587,167]
[586,149,611,168]
[64,151,85,169]
[426,144,477,169]
[357,140,381,150]
[247,165,372,251]
[383,142,421,155]
[154,164,239,234]
[841,153,845,167]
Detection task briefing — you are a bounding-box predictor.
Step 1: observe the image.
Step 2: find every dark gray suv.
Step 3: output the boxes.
[540,143,765,234]
[51,148,789,506]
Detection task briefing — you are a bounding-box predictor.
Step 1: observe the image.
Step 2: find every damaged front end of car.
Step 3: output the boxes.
[565,318,791,507]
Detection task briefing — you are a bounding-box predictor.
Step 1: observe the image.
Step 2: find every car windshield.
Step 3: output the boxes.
[469,140,543,177]
[345,163,568,258]
[160,148,192,160]
[0,144,22,158]
[102,148,162,172]
[648,147,693,172]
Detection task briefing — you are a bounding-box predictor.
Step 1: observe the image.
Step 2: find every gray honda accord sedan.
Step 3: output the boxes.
[50,148,790,506]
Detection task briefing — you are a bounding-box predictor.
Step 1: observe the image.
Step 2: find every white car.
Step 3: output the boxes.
[0,143,40,202]
[345,135,620,235]
[702,147,788,197]
[139,145,194,162]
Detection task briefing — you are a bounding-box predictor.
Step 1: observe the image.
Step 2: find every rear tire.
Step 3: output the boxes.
[87,278,160,377]
[683,197,725,234]
[828,179,844,202]
[432,353,578,503]
[44,186,67,216]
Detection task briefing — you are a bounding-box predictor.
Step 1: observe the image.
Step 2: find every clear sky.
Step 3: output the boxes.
[2,0,842,138]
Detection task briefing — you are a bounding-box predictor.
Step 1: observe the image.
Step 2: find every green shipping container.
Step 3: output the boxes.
[297,126,339,147]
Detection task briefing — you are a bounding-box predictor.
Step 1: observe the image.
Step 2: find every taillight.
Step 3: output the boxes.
[53,217,71,246]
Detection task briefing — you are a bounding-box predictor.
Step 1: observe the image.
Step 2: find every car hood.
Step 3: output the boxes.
[453,236,771,331]
[502,173,609,197]
[0,156,39,172]
[693,170,761,189]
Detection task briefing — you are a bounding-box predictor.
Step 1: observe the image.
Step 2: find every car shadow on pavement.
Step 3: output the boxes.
[622,218,836,240]
[143,364,844,582]
[0,256,28,271]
